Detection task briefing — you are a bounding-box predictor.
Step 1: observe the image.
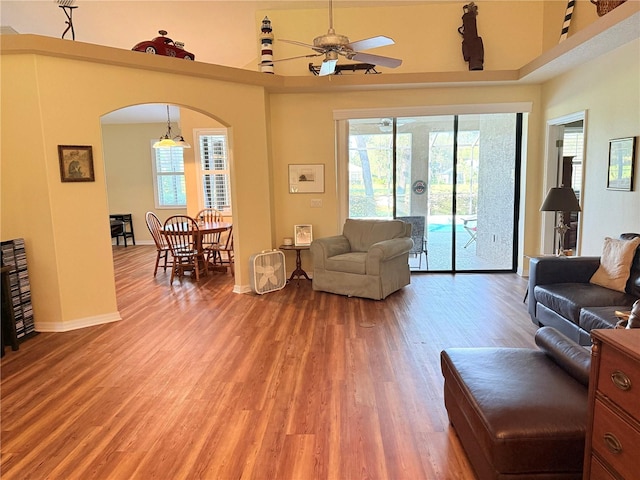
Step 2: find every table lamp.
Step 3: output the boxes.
[540,186,581,255]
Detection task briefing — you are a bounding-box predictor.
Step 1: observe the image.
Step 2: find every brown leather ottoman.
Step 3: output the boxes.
[440,327,589,479]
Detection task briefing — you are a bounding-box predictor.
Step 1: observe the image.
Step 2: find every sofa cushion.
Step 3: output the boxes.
[590,236,640,292]
[579,306,629,331]
[343,219,409,252]
[324,252,367,274]
[534,283,634,325]
[621,233,640,297]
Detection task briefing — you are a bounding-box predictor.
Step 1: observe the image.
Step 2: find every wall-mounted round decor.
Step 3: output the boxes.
[412,180,426,194]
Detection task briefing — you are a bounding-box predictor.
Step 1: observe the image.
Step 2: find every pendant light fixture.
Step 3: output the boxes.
[153,105,191,149]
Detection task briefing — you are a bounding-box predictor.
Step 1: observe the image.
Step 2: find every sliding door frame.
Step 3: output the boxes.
[335,103,530,272]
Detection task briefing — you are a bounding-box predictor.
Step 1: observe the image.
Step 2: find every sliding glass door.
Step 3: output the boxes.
[347,113,521,272]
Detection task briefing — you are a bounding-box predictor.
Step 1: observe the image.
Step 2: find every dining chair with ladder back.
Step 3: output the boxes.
[196,208,224,256]
[208,225,234,275]
[145,211,173,277]
[163,215,208,283]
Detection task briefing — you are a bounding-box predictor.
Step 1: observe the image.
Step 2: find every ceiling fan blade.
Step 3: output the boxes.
[279,38,324,52]
[351,52,402,68]
[319,58,338,76]
[348,36,395,52]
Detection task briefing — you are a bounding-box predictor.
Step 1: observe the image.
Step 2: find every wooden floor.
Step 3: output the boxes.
[1,246,536,480]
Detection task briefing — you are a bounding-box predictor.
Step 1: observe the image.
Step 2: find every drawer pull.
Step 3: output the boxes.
[603,433,623,455]
[610,370,631,391]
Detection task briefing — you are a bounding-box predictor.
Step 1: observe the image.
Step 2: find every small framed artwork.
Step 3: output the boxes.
[294,224,313,246]
[58,145,95,182]
[607,137,636,191]
[289,164,324,193]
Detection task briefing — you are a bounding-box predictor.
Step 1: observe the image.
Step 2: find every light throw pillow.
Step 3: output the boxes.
[590,236,640,292]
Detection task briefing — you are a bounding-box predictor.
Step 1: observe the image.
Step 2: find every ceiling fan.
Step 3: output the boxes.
[270,0,403,76]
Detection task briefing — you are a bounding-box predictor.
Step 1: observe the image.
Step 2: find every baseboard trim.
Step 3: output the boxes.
[234,284,252,294]
[35,312,122,332]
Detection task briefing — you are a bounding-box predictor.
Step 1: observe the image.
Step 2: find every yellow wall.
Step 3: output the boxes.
[541,0,599,51]
[1,49,273,331]
[103,122,187,244]
[257,1,601,76]
[269,85,543,272]
[540,38,640,254]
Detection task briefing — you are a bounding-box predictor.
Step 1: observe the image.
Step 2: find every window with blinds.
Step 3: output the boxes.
[198,131,231,213]
[563,128,584,195]
[152,145,186,208]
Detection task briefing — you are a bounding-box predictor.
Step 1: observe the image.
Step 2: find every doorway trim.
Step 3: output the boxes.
[543,110,587,255]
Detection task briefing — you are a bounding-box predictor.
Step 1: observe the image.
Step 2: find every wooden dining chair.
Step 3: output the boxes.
[163,215,208,283]
[209,225,234,275]
[145,211,173,276]
[196,208,224,255]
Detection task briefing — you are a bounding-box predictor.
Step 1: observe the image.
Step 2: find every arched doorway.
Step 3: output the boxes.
[100,103,230,246]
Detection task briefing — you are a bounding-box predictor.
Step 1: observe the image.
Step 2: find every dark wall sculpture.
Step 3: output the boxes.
[458,2,484,71]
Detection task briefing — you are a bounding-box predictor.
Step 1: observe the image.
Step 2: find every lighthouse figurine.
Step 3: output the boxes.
[259,16,274,74]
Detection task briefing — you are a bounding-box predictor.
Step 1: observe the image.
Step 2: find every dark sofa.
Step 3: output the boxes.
[528,233,640,345]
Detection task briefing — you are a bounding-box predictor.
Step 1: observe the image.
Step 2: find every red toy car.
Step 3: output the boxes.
[132,30,195,60]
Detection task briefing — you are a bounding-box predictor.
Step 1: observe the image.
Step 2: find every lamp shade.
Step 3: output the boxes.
[153,137,178,148]
[540,187,581,212]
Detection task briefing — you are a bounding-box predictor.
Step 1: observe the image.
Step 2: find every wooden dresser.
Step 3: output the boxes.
[583,329,640,480]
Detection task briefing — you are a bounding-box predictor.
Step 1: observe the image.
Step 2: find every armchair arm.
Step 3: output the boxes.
[366,237,413,274]
[310,235,351,270]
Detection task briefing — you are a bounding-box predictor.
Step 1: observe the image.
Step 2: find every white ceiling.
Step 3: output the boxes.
[101,104,182,125]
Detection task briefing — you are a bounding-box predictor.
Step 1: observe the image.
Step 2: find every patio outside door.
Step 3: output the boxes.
[347,113,521,272]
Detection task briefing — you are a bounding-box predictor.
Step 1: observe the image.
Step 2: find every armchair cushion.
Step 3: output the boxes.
[343,218,410,251]
[310,218,413,300]
[326,252,367,275]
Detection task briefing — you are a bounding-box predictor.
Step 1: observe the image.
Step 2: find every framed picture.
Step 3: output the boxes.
[607,137,636,191]
[294,224,313,246]
[58,145,95,182]
[289,164,324,193]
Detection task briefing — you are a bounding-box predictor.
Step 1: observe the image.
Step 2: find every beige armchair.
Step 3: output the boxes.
[310,218,413,300]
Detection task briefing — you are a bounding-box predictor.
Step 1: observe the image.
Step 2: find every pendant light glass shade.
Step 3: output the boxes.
[152,105,191,149]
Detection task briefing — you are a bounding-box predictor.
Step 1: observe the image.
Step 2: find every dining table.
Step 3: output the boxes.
[161,220,232,272]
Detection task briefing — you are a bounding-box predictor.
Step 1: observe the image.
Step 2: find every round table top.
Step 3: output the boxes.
[162,221,231,234]
[279,244,310,250]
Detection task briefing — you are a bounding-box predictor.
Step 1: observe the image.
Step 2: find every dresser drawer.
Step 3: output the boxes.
[592,398,640,480]
[589,455,619,480]
[597,342,640,420]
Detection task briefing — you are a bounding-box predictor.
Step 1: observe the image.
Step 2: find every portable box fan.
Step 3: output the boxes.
[250,250,286,294]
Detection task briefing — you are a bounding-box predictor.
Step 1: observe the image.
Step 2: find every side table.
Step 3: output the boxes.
[279,245,311,285]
